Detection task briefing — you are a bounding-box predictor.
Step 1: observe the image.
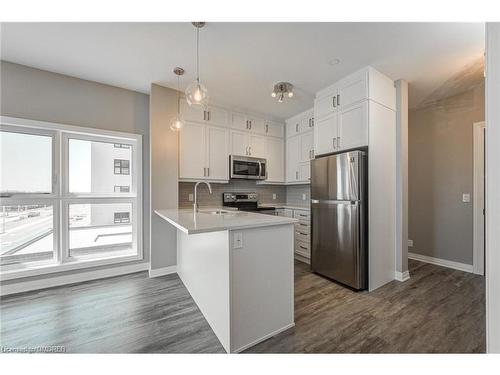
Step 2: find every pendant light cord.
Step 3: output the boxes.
[177,74,180,113]
[196,27,200,84]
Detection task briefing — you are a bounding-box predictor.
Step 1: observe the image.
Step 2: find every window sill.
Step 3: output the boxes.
[0,253,143,281]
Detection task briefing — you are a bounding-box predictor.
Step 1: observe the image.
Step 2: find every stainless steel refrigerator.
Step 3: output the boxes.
[311,150,368,290]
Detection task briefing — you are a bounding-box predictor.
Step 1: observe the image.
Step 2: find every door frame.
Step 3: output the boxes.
[473,121,486,275]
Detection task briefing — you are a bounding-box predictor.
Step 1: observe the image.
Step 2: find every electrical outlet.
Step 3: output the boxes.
[302,193,307,200]
[188,193,193,202]
[272,193,276,200]
[462,193,470,203]
[408,239,414,247]
[233,232,243,249]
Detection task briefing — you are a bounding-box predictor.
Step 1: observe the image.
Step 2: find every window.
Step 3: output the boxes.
[114,211,130,224]
[114,185,130,193]
[0,117,142,280]
[114,159,130,175]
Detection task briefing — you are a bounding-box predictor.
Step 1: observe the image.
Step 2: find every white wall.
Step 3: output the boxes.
[486,22,500,353]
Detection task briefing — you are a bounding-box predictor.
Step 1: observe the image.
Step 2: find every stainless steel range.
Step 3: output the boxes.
[222,192,276,214]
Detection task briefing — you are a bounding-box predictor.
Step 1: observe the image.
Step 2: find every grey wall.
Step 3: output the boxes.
[149,84,179,271]
[0,61,150,281]
[408,83,485,265]
[178,181,286,208]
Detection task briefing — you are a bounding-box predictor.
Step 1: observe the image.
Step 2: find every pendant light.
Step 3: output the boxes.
[185,22,209,107]
[170,67,185,131]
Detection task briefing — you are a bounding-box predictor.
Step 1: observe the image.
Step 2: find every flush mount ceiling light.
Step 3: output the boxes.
[328,58,341,66]
[185,22,209,107]
[170,67,185,131]
[271,82,294,103]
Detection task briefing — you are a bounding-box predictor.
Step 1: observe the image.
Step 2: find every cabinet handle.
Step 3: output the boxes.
[203,167,206,177]
[296,123,299,132]
[248,146,252,155]
[333,96,336,108]
[299,245,307,250]
[299,232,308,235]
[203,111,206,121]
[295,171,299,180]
[337,136,341,149]
[207,167,209,176]
[312,117,314,127]
[337,94,340,107]
[333,138,336,149]
[266,124,269,133]
[207,111,210,121]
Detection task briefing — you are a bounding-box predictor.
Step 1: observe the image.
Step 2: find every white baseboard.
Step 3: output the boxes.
[232,322,295,353]
[395,270,410,282]
[0,262,149,297]
[148,265,177,278]
[408,252,473,273]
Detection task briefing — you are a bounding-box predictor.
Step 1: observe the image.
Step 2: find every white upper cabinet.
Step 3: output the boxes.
[299,132,314,163]
[299,162,310,182]
[264,120,285,138]
[179,122,229,181]
[336,69,368,110]
[180,99,229,126]
[314,112,338,156]
[286,136,300,182]
[231,130,250,156]
[231,113,271,135]
[231,113,249,131]
[179,122,206,179]
[249,134,266,158]
[206,126,229,180]
[266,137,284,182]
[248,117,266,134]
[338,101,368,151]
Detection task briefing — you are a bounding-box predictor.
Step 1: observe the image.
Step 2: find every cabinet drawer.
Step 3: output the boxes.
[293,210,310,221]
[295,240,311,258]
[295,221,310,232]
[295,229,310,243]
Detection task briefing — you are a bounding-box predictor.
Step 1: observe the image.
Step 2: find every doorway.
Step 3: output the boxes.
[473,121,486,275]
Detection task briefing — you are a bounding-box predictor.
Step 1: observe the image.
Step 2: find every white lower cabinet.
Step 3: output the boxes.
[179,122,229,181]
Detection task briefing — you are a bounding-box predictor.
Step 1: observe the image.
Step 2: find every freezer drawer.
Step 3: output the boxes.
[311,200,366,290]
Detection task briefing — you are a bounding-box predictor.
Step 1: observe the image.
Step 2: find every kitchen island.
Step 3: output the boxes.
[154,208,297,353]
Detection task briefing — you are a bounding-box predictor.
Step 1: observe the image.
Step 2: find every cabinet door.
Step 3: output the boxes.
[314,92,337,119]
[338,101,368,151]
[180,99,205,123]
[337,69,368,110]
[179,122,206,179]
[206,126,229,180]
[286,118,301,137]
[206,106,228,127]
[286,136,300,181]
[249,134,266,158]
[314,112,338,156]
[299,131,314,163]
[265,121,284,138]
[248,117,266,134]
[299,162,311,182]
[231,130,249,156]
[231,113,249,130]
[266,137,284,182]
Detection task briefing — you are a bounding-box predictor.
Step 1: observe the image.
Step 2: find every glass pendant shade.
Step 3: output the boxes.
[170,114,185,131]
[185,80,209,107]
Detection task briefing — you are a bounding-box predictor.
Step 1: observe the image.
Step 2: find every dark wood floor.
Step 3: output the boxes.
[0,259,485,353]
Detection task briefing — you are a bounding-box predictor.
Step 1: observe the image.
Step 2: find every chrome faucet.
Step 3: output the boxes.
[193,181,212,212]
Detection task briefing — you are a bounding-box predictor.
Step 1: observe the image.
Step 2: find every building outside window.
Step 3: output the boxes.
[0,117,142,279]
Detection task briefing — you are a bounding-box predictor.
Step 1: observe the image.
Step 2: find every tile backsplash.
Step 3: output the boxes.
[179,180,286,208]
[178,181,310,208]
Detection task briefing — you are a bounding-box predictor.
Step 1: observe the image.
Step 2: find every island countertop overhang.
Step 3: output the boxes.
[154,208,298,235]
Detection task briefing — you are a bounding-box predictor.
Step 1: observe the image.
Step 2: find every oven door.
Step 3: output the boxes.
[230,156,267,180]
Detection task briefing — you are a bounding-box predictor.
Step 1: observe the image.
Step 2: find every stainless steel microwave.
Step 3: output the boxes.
[230,155,267,180]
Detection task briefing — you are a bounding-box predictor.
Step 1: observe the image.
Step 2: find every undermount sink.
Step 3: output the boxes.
[200,209,236,215]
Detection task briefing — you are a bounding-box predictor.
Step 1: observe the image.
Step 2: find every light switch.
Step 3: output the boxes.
[188,193,193,202]
[272,193,276,200]
[462,193,471,203]
[302,194,307,200]
[233,232,243,249]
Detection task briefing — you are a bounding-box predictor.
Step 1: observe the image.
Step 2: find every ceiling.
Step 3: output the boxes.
[0,22,485,120]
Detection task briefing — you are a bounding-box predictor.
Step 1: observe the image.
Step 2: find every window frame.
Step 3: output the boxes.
[0,116,143,281]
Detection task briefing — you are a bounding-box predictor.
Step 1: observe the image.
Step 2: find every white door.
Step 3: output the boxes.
[337,101,368,151]
[206,106,228,127]
[286,136,300,181]
[314,112,338,156]
[231,130,249,156]
[337,69,368,109]
[299,132,314,163]
[179,122,206,179]
[249,135,266,158]
[180,99,205,123]
[206,126,229,180]
[473,122,485,275]
[231,113,249,130]
[265,121,284,138]
[266,137,284,182]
